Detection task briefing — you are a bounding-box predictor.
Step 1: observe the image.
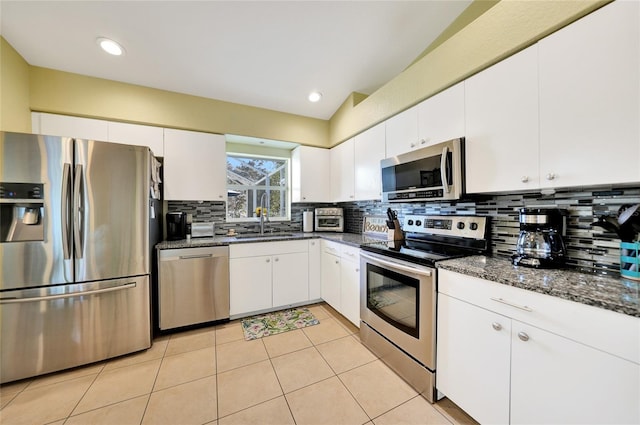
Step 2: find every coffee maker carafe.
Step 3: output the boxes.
[512,208,567,268]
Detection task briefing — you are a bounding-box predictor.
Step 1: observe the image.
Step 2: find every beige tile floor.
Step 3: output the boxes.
[0,303,477,425]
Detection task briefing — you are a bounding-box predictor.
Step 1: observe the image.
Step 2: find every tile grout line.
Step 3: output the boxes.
[138,333,170,425]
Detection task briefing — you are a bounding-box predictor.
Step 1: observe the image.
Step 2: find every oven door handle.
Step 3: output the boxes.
[360,252,433,277]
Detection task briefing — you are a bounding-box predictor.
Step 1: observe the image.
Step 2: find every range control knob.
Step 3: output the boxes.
[415,220,422,227]
[407,219,414,226]
[457,222,465,230]
[470,222,479,231]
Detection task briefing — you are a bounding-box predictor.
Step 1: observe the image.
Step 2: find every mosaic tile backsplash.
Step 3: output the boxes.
[168,185,640,277]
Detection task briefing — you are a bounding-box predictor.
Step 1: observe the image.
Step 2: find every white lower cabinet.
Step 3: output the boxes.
[308,239,322,300]
[320,240,360,327]
[437,270,640,425]
[229,240,309,317]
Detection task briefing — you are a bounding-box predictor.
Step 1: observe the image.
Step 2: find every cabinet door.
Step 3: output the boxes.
[339,257,360,327]
[163,128,226,201]
[36,112,109,141]
[354,123,385,201]
[436,294,511,425]
[330,138,355,202]
[539,1,640,188]
[308,240,321,300]
[321,252,341,311]
[465,45,540,193]
[272,251,309,307]
[229,256,272,316]
[511,321,640,425]
[291,146,331,202]
[385,104,419,158]
[417,82,465,147]
[108,121,164,157]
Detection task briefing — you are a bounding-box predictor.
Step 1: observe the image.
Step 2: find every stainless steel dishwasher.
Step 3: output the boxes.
[158,246,230,330]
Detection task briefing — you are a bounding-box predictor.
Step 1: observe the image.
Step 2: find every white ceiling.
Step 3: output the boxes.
[0,1,471,120]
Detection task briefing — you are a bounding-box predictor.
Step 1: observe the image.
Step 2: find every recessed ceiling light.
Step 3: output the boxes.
[308,91,322,102]
[97,37,124,56]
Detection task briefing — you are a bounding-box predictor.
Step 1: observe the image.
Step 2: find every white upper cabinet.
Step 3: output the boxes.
[163,128,226,201]
[330,138,355,202]
[107,121,164,157]
[465,45,540,193]
[34,112,109,141]
[354,122,385,201]
[291,145,331,202]
[417,81,465,147]
[538,0,640,188]
[385,104,419,158]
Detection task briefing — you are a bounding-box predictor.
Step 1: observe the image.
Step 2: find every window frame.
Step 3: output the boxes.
[225,151,291,223]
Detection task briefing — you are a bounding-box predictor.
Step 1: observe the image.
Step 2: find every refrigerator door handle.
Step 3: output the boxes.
[73,164,84,259]
[61,162,72,259]
[0,282,137,304]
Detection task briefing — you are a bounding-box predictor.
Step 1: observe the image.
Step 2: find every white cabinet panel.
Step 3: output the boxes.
[339,255,360,327]
[272,252,309,307]
[308,239,321,300]
[417,81,465,147]
[330,138,355,202]
[385,104,419,158]
[291,146,331,202]
[511,321,640,425]
[354,123,385,201]
[437,294,511,425]
[35,112,109,141]
[465,45,540,193]
[229,256,272,315]
[539,0,640,188]
[320,250,341,311]
[108,121,164,156]
[163,128,226,201]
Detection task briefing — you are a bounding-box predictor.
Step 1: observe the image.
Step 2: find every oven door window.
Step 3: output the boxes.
[317,217,340,227]
[366,263,419,338]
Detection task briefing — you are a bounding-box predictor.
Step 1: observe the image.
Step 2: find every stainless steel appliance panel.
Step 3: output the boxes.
[0,133,74,290]
[159,246,230,330]
[360,251,437,368]
[74,140,150,282]
[0,275,151,383]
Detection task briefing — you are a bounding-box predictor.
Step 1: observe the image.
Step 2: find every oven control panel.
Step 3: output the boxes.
[403,215,487,239]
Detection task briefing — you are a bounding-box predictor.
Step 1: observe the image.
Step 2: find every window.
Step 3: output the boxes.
[226,153,290,221]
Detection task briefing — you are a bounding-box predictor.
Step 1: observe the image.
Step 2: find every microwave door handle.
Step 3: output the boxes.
[440,146,451,193]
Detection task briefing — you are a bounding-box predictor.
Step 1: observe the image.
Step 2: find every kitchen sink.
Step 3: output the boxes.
[233,232,295,240]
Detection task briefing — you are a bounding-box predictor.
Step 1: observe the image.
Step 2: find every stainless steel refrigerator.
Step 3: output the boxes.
[0,131,153,383]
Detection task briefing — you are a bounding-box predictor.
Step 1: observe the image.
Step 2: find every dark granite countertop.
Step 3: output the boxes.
[437,256,640,318]
[155,232,385,250]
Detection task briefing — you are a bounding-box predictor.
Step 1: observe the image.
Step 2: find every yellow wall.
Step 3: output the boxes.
[328,0,608,146]
[0,38,31,132]
[28,66,329,147]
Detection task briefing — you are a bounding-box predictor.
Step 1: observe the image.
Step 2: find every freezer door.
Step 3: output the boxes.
[74,140,150,281]
[0,275,151,383]
[0,132,74,290]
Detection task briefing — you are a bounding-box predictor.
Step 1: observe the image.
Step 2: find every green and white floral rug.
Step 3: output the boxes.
[241,307,319,340]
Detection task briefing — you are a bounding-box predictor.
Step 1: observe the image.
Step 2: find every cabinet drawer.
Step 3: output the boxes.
[340,245,360,262]
[230,240,308,258]
[439,269,640,364]
[322,240,341,256]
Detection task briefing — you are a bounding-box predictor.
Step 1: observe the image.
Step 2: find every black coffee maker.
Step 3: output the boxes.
[512,208,567,268]
[166,212,187,240]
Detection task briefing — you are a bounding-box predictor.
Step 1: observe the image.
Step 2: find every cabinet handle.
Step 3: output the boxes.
[266,258,270,263]
[521,176,529,183]
[518,331,530,342]
[410,142,416,148]
[491,322,502,331]
[274,257,279,262]
[355,268,360,272]
[335,260,339,264]
[490,297,533,312]
[546,173,556,181]
[303,197,306,200]
[420,139,428,145]
[310,241,315,246]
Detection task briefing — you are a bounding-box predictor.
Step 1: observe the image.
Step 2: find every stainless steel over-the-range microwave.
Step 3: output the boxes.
[381,137,465,203]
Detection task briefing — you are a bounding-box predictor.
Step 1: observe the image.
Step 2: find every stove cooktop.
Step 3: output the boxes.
[361,215,490,267]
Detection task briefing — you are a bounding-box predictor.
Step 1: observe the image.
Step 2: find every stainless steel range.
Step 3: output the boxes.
[360,214,489,402]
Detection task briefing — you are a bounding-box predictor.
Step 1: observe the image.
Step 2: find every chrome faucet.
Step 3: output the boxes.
[259,193,269,234]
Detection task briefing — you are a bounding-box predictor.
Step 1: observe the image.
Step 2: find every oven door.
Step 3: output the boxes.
[315,216,343,232]
[360,251,436,370]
